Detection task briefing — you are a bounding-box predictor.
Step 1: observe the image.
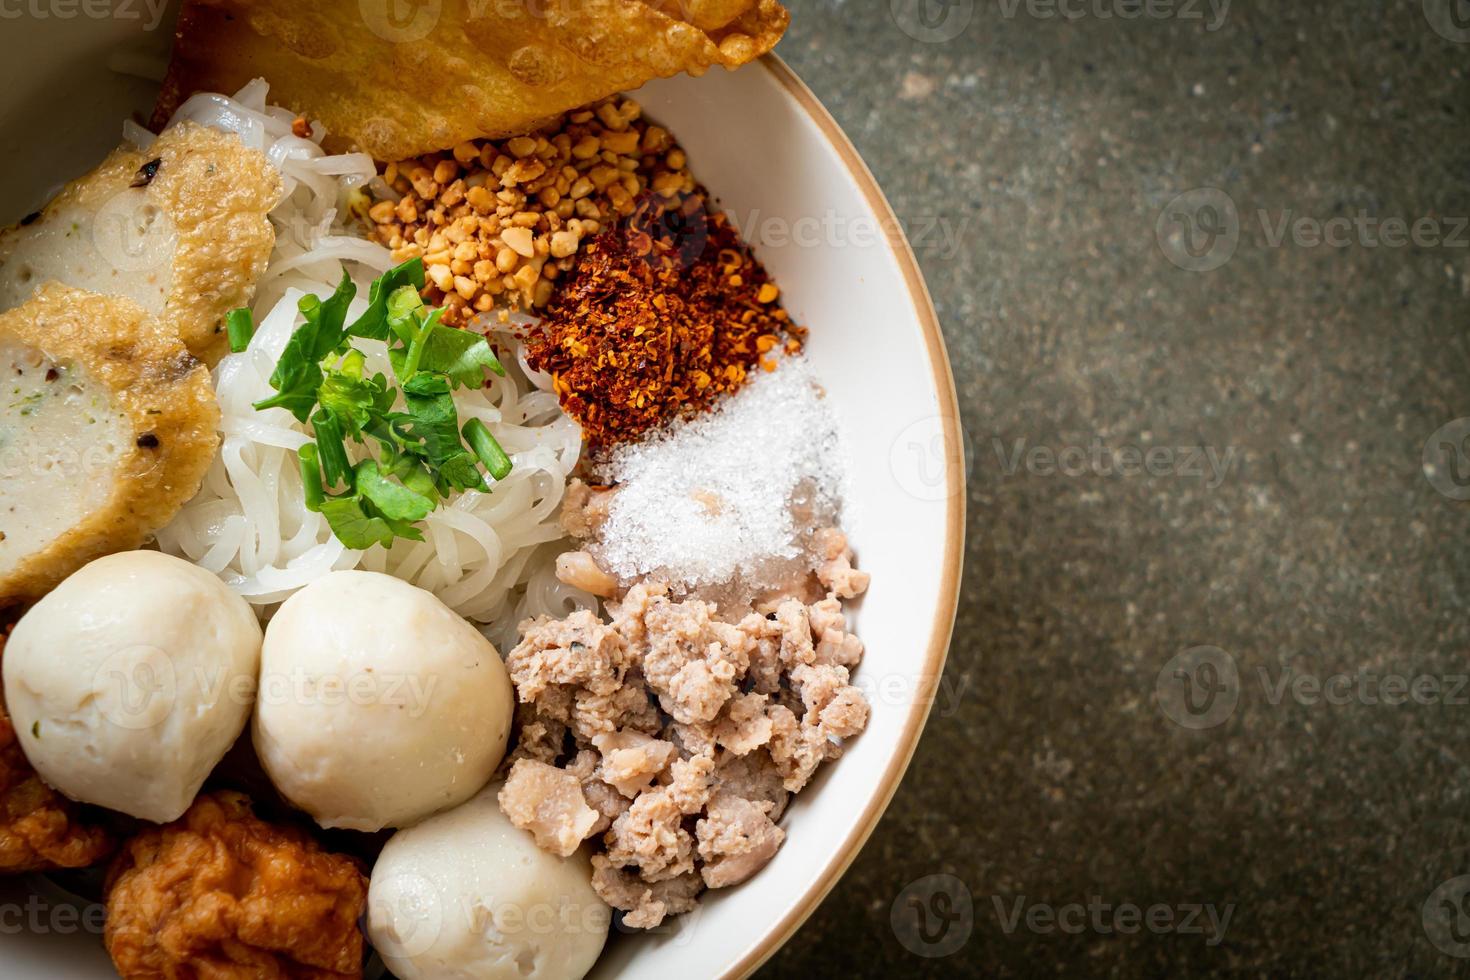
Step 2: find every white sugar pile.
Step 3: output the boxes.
[592,355,847,590]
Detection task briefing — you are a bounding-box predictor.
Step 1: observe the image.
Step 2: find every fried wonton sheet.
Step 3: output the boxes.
[153,0,789,161]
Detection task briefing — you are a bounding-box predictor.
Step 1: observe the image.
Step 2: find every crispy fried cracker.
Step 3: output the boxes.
[153,0,789,160]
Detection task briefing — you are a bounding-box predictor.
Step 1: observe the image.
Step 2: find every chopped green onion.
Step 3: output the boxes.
[298,445,325,512]
[463,418,512,481]
[312,412,353,490]
[255,259,515,551]
[338,348,366,379]
[226,307,254,353]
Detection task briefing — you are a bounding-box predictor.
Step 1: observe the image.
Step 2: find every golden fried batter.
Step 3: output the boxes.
[105,792,368,980]
[0,632,115,873]
[152,0,789,160]
[0,285,221,604]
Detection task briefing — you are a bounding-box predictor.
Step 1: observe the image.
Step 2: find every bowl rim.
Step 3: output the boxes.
[0,40,963,977]
[722,54,966,979]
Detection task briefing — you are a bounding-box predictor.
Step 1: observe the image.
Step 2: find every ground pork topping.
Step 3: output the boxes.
[506,610,627,700]
[589,856,702,931]
[814,528,871,599]
[592,730,678,797]
[568,749,630,835]
[712,691,775,755]
[498,550,868,929]
[605,787,695,882]
[696,793,785,889]
[498,759,601,858]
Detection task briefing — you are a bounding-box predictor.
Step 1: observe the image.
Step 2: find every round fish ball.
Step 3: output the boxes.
[1,551,262,823]
[367,786,609,980]
[253,570,512,832]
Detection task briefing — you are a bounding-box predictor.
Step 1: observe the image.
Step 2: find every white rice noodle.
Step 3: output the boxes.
[121,118,155,150]
[152,80,596,644]
[156,286,591,646]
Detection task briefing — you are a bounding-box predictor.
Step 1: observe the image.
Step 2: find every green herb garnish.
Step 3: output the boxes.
[246,259,510,551]
[225,307,254,353]
[463,418,513,481]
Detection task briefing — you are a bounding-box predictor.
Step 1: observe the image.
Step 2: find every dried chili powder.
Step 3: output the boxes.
[523,191,804,451]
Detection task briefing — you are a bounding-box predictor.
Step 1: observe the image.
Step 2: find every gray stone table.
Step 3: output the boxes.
[762,1,1470,976]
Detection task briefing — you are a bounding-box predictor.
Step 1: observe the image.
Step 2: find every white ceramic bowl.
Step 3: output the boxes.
[0,14,964,979]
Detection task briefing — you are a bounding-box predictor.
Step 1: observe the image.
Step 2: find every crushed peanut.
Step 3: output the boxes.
[365,96,696,326]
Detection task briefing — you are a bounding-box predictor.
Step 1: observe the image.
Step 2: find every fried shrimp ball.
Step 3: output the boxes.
[104,792,368,980]
[0,634,113,873]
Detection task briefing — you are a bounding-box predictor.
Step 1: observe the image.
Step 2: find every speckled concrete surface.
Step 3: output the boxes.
[762,1,1470,976]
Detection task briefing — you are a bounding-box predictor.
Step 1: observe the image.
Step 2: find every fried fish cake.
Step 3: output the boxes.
[0,632,115,874]
[0,285,220,604]
[0,123,281,366]
[105,792,368,980]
